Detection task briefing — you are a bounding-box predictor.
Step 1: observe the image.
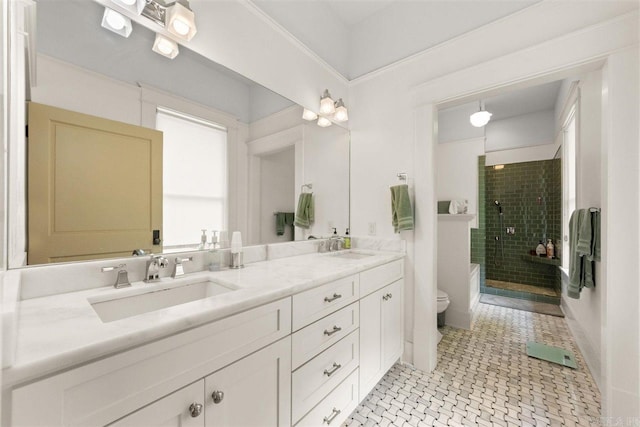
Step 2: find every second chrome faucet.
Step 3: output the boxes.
[144,254,169,283]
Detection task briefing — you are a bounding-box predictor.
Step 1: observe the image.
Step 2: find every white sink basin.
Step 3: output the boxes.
[89,280,235,323]
[329,251,375,260]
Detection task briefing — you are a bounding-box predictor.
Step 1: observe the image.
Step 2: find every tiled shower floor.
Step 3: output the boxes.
[344,303,600,426]
[485,280,558,297]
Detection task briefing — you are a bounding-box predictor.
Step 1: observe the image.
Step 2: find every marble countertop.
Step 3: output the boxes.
[3,249,404,386]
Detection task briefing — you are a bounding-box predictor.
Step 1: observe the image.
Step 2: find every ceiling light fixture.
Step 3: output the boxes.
[319,89,336,115]
[101,7,133,37]
[302,108,318,121]
[152,33,179,59]
[470,101,492,127]
[333,98,348,122]
[317,116,332,128]
[166,0,197,41]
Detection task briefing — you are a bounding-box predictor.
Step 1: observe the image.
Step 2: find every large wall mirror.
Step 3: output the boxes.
[8,0,350,268]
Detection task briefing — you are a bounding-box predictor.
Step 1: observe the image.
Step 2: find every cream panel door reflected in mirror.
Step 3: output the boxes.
[27,102,163,264]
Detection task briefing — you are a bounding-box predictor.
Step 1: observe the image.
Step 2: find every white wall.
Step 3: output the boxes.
[560,69,603,390]
[484,143,558,166]
[436,137,484,227]
[349,2,638,416]
[437,103,485,143]
[259,148,295,243]
[485,109,555,152]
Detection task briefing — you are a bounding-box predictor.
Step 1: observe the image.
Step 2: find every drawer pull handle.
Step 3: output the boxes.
[383,293,393,301]
[324,362,342,377]
[323,408,341,425]
[211,390,225,404]
[324,325,342,336]
[189,403,203,417]
[324,293,342,303]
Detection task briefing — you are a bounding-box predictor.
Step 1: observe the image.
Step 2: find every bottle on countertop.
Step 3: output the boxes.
[198,229,207,250]
[546,239,555,259]
[208,230,221,271]
[536,241,546,257]
[344,228,351,249]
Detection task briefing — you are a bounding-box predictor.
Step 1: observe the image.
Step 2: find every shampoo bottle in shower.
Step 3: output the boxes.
[546,239,555,259]
[536,241,546,256]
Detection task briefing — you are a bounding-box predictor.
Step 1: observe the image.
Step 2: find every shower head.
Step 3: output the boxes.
[494,200,501,206]
[494,200,503,214]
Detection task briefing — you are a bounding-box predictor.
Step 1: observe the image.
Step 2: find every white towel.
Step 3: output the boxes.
[448,199,468,214]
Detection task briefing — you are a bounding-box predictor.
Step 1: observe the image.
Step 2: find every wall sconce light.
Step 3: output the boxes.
[110,0,145,15]
[320,89,336,115]
[333,98,348,122]
[101,7,132,38]
[302,108,318,121]
[470,101,492,127]
[317,116,332,127]
[152,34,179,59]
[166,0,197,41]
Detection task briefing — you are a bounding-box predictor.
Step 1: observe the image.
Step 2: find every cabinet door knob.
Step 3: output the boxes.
[189,403,203,418]
[323,362,342,377]
[323,408,341,425]
[323,325,342,336]
[383,293,392,301]
[211,390,225,404]
[324,293,342,303]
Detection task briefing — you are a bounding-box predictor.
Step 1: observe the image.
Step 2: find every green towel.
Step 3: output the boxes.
[568,208,600,299]
[293,193,314,229]
[390,184,414,233]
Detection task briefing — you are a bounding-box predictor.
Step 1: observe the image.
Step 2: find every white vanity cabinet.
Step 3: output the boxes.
[358,260,404,401]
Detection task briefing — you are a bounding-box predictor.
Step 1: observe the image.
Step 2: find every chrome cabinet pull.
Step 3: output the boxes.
[323,362,342,377]
[323,408,341,425]
[324,293,342,303]
[189,403,203,417]
[211,390,225,404]
[323,325,342,336]
[383,293,393,301]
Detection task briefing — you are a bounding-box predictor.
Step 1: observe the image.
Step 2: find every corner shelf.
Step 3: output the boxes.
[521,254,561,266]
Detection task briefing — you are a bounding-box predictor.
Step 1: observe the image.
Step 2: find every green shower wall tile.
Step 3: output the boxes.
[483,159,561,290]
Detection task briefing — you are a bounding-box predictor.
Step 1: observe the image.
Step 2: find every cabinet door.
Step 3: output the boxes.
[358,287,383,401]
[109,381,204,427]
[204,337,291,427]
[382,279,404,370]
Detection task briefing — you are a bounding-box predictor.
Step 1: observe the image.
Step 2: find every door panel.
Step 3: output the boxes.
[358,288,382,401]
[27,102,163,264]
[382,279,404,370]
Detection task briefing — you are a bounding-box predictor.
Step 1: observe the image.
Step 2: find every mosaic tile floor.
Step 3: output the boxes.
[344,303,600,427]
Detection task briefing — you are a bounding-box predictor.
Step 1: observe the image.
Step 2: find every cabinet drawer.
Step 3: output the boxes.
[359,260,403,297]
[292,274,359,331]
[295,368,359,427]
[292,302,359,369]
[292,330,359,423]
[11,298,291,427]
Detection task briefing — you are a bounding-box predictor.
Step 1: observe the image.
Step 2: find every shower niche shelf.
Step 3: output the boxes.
[521,254,561,266]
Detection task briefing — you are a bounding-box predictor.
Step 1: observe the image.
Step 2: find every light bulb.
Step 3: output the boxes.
[157,39,174,55]
[105,9,126,30]
[152,34,179,59]
[333,98,348,122]
[172,18,191,36]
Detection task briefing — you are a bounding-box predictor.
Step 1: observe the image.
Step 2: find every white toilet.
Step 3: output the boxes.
[437,289,450,328]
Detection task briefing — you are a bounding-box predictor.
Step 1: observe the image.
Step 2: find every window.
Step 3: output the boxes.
[561,107,577,270]
[156,109,227,247]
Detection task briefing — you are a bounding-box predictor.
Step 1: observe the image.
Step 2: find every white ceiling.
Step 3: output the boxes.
[252,0,539,79]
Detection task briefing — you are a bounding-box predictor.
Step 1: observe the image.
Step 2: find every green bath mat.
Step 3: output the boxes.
[526,342,577,369]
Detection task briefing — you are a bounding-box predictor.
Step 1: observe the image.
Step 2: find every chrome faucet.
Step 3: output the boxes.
[144,254,168,283]
[329,236,345,252]
[101,264,131,289]
[172,257,193,278]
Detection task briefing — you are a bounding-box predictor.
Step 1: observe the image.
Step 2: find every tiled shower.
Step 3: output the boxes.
[473,156,562,303]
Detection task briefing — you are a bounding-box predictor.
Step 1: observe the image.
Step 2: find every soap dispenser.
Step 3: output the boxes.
[208,230,222,271]
[344,228,351,249]
[198,229,207,250]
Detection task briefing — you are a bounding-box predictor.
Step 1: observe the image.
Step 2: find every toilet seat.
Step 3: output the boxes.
[437,289,449,301]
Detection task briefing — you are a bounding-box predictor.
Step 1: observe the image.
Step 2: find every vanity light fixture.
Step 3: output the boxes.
[317,116,332,128]
[152,33,180,59]
[110,0,145,15]
[470,101,492,127]
[333,98,348,122]
[319,89,336,115]
[166,0,198,41]
[101,7,133,38]
[302,108,318,121]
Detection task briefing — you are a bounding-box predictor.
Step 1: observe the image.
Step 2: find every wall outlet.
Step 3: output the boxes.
[368,222,377,236]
